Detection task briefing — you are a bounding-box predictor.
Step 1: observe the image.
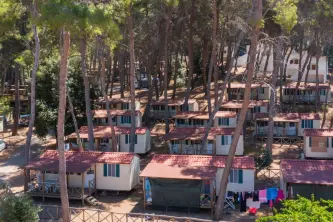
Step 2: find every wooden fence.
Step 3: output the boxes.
[38,205,212,222]
[256,169,280,180]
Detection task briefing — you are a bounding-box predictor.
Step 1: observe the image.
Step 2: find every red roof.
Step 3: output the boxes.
[281,159,333,185]
[163,127,238,141]
[228,83,261,89]
[67,126,148,139]
[93,110,141,118]
[174,111,236,119]
[255,113,320,121]
[221,100,269,109]
[24,150,138,172]
[97,97,139,104]
[150,154,255,169]
[283,82,330,90]
[304,129,333,137]
[215,111,237,118]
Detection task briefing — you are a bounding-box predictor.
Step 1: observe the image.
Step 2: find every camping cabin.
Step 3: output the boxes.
[93,110,142,127]
[280,159,333,200]
[254,113,321,138]
[96,97,141,111]
[174,111,237,128]
[220,100,268,121]
[140,154,255,212]
[23,150,140,203]
[151,99,199,118]
[226,83,270,101]
[68,126,151,154]
[282,83,331,104]
[0,116,4,132]
[164,127,244,155]
[303,129,333,159]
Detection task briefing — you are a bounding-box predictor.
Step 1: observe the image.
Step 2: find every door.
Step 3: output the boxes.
[85,168,95,188]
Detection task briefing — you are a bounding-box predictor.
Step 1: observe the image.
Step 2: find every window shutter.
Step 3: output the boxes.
[135,135,138,144]
[103,164,108,177]
[218,118,221,126]
[125,135,129,144]
[309,137,312,147]
[310,120,313,128]
[227,118,229,126]
[221,136,225,145]
[129,116,132,124]
[327,138,329,148]
[238,170,243,184]
[121,116,124,124]
[301,120,304,128]
[116,164,120,177]
[331,137,333,148]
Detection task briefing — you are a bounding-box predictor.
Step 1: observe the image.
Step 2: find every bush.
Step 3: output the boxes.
[255,146,272,170]
[0,194,41,222]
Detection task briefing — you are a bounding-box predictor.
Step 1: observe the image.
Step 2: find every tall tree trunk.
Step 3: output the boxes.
[315,49,320,112]
[100,55,118,152]
[283,46,293,81]
[266,38,281,153]
[58,30,71,222]
[145,57,153,126]
[214,0,261,219]
[119,51,125,98]
[12,65,20,136]
[172,50,179,100]
[66,85,82,149]
[164,8,172,134]
[263,44,272,75]
[80,38,94,150]
[304,55,312,85]
[202,36,209,95]
[25,0,40,166]
[1,66,6,96]
[321,78,331,128]
[183,0,195,110]
[128,6,136,152]
[213,5,220,104]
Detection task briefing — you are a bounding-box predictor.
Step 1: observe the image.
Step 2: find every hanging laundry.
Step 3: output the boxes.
[246,199,261,209]
[245,192,253,199]
[233,192,239,204]
[269,200,273,208]
[276,190,285,203]
[267,187,278,201]
[259,189,267,203]
[253,190,259,202]
[240,192,247,212]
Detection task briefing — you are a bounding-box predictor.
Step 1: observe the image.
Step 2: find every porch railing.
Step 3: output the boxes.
[256,128,297,137]
[88,179,95,195]
[170,145,213,155]
[27,182,84,198]
[285,95,316,102]
[256,169,280,180]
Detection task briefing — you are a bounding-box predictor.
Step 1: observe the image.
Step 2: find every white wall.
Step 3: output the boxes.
[189,102,199,111]
[96,163,133,191]
[304,136,333,158]
[0,118,3,132]
[119,132,150,154]
[258,87,270,100]
[282,89,331,103]
[297,120,321,137]
[115,114,142,127]
[130,157,140,189]
[215,135,244,155]
[216,168,255,195]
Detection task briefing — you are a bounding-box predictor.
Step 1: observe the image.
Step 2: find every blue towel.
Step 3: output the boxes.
[267,188,278,201]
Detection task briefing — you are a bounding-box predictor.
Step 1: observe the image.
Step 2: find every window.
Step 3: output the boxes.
[290,60,294,64]
[101,138,109,143]
[327,137,329,148]
[87,169,94,174]
[289,123,295,127]
[218,118,229,126]
[171,140,180,145]
[311,64,316,70]
[221,135,233,145]
[331,137,333,148]
[228,169,243,184]
[320,89,326,96]
[125,134,138,144]
[103,164,120,177]
[121,116,132,124]
[294,59,299,64]
[193,119,204,126]
[121,103,129,110]
[301,120,313,128]
[309,137,312,147]
[259,88,265,94]
[177,119,185,125]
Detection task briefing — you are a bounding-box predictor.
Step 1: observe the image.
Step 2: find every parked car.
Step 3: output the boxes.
[0,139,7,152]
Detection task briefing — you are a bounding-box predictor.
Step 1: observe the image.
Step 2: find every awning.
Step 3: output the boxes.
[24,158,94,173]
[140,163,217,180]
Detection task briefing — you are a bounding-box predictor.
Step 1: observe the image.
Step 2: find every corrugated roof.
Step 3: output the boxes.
[93,110,141,118]
[283,82,330,90]
[228,83,262,89]
[174,111,237,119]
[24,150,137,172]
[221,100,269,109]
[255,113,320,122]
[96,97,140,104]
[281,159,333,185]
[67,126,147,139]
[151,99,196,106]
[150,154,255,169]
[304,129,333,137]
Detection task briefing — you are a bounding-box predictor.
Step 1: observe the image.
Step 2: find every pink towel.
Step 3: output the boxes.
[276,190,285,203]
[259,189,267,203]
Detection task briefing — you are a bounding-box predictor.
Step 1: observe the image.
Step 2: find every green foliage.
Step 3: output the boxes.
[269,0,298,33]
[257,195,333,222]
[0,0,26,39]
[0,194,41,222]
[255,145,272,170]
[0,96,11,114]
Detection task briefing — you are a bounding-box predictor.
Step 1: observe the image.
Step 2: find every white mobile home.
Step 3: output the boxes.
[93,110,142,127]
[303,129,333,159]
[282,83,331,104]
[68,126,151,154]
[96,97,141,111]
[220,100,269,121]
[164,127,244,155]
[140,154,255,212]
[174,111,237,128]
[254,113,321,138]
[151,99,199,118]
[226,83,270,101]
[24,150,140,203]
